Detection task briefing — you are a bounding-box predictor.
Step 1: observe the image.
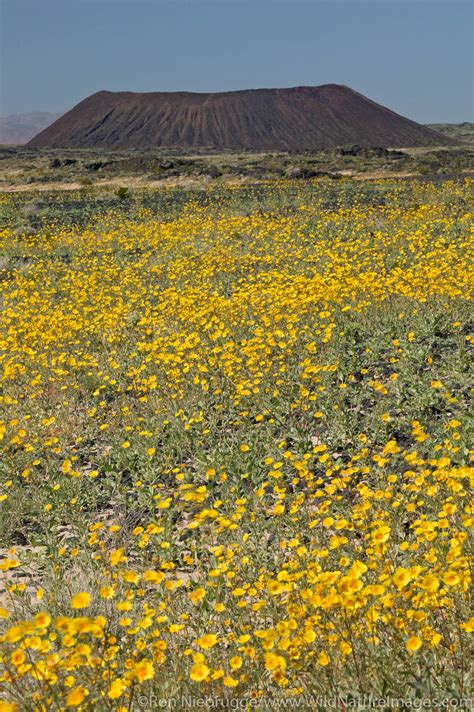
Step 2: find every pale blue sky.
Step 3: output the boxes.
[1,0,472,122]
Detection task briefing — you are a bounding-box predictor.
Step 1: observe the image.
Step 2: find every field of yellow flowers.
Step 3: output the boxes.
[0,179,473,709]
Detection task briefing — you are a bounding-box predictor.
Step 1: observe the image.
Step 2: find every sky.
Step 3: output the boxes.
[1,0,472,123]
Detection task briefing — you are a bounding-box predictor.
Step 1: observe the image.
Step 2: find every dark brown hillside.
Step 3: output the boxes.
[28,84,453,150]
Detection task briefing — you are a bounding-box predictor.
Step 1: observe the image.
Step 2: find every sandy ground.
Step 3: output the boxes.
[0,171,429,193]
[0,175,204,193]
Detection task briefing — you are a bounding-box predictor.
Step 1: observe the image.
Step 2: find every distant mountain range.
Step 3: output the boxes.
[425,122,474,145]
[0,112,63,145]
[26,85,454,150]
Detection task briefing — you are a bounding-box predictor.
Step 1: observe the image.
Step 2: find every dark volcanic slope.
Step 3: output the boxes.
[28,85,452,150]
